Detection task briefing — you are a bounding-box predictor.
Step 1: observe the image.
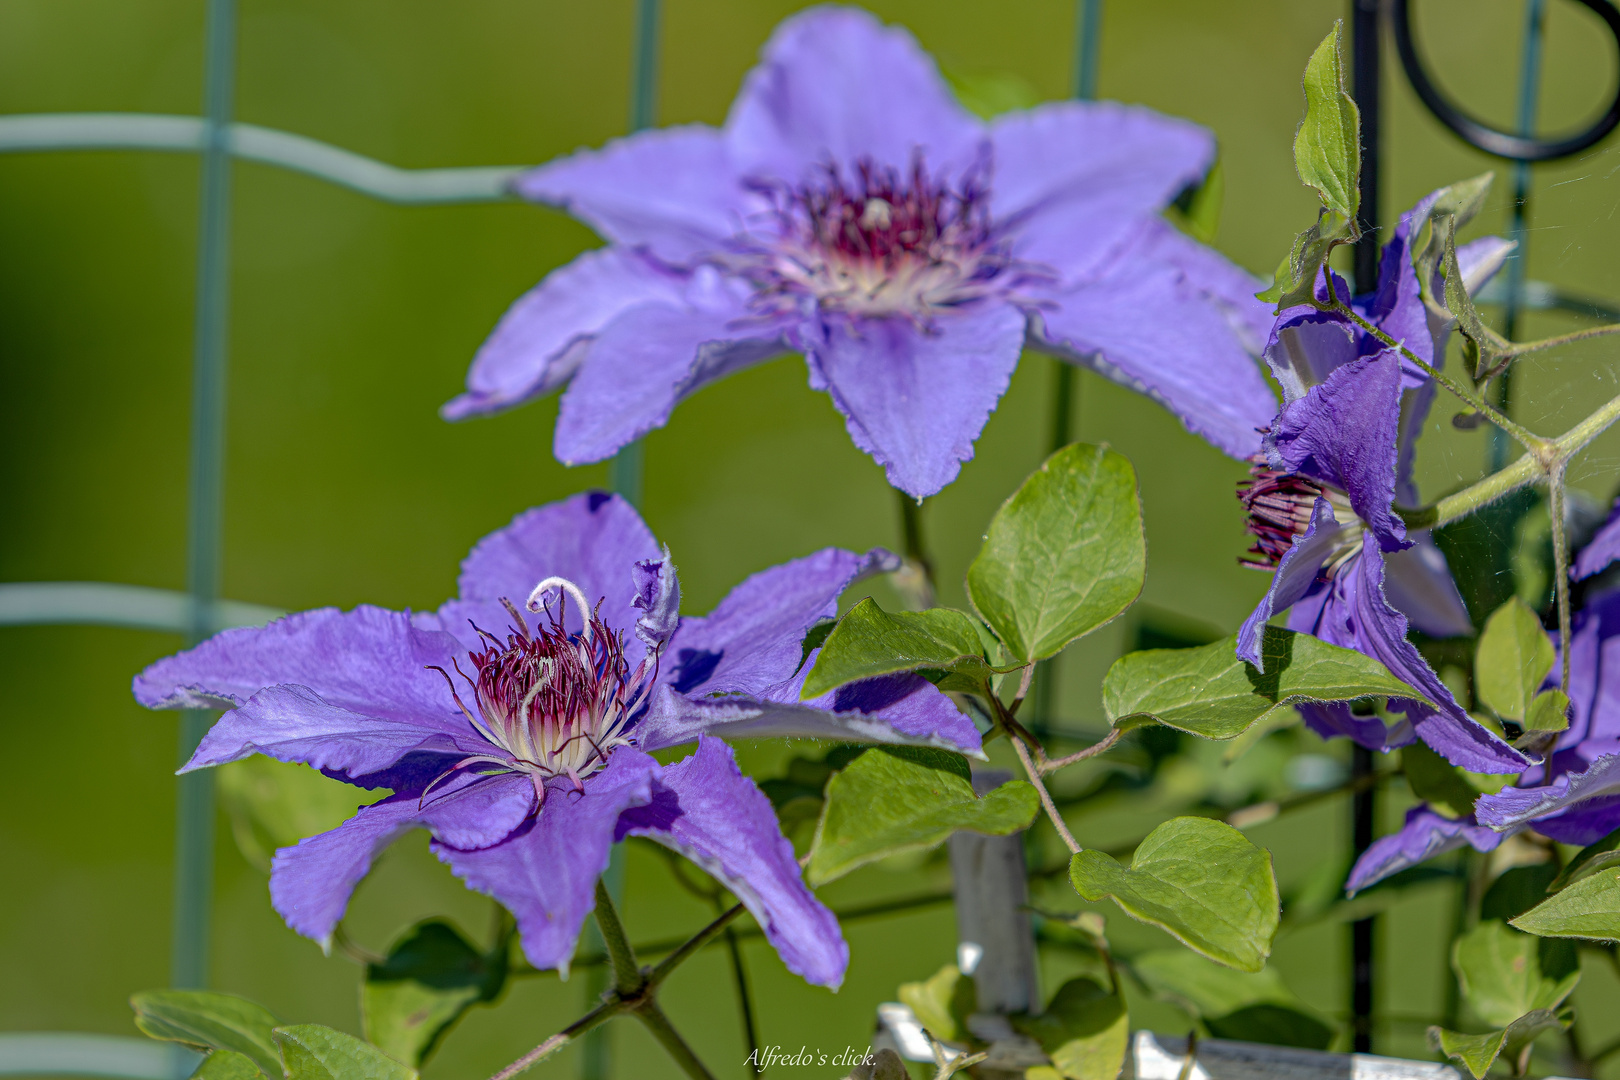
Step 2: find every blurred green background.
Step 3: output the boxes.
[5,0,1620,1076]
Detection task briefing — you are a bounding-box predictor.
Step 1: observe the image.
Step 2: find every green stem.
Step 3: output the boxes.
[489,1000,627,1080]
[1397,387,1620,532]
[1550,465,1573,696]
[1005,716,1081,854]
[720,912,762,1077]
[894,490,936,610]
[634,1001,718,1080]
[1336,304,1544,451]
[1503,321,1620,359]
[649,902,746,989]
[593,880,644,994]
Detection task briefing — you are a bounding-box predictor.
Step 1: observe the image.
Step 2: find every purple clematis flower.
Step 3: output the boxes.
[1231,189,1527,774]
[1346,804,1513,895]
[443,5,1277,498]
[134,492,981,986]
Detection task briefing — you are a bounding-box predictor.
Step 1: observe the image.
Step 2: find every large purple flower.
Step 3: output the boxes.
[134,492,980,986]
[443,5,1277,498]
[1231,190,1526,774]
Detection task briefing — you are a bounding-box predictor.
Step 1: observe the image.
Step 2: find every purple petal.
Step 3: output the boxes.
[433,750,661,974]
[617,736,848,987]
[1236,499,1345,669]
[1383,536,1474,639]
[1295,539,1530,773]
[724,7,983,184]
[1475,754,1620,831]
[133,607,482,776]
[804,303,1026,499]
[1346,804,1510,895]
[1532,796,1620,845]
[1458,236,1515,295]
[1297,700,1412,754]
[515,125,748,264]
[1362,204,1441,373]
[638,676,983,757]
[1395,378,1437,506]
[632,547,681,652]
[1030,244,1275,460]
[442,249,692,421]
[664,547,898,697]
[1263,307,1359,404]
[1574,500,1620,580]
[451,492,659,646]
[553,271,790,465]
[1264,353,1407,551]
[269,772,535,942]
[992,103,1213,281]
[1129,219,1276,356]
[1560,587,1620,752]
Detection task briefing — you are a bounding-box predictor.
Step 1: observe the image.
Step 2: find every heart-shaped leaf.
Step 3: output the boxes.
[131,990,282,1079]
[1429,1010,1566,1080]
[1103,627,1428,740]
[273,1025,415,1080]
[967,443,1144,664]
[1293,22,1360,220]
[1069,817,1279,972]
[808,747,1038,886]
[801,600,1000,699]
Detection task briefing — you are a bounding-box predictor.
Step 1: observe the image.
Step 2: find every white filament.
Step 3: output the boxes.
[526,576,594,640]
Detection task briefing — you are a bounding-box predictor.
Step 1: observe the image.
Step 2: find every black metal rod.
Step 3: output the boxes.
[1350,0,1381,1053]
[1391,0,1620,162]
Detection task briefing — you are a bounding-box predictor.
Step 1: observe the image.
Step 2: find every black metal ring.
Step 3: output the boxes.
[1392,0,1620,161]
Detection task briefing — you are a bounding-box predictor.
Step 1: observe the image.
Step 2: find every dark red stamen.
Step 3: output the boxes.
[1237,457,1323,570]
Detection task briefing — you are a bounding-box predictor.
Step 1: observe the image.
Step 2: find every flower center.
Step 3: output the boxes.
[1236,458,1362,574]
[431,579,652,806]
[740,156,1025,320]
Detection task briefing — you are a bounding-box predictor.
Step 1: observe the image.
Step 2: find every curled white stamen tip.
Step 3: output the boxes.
[527,576,594,639]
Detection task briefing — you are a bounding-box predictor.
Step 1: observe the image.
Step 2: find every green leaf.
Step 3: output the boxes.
[1256,210,1350,310]
[1293,23,1361,220]
[807,747,1038,886]
[1511,865,1620,939]
[1102,627,1429,741]
[1166,158,1223,245]
[190,1052,265,1080]
[1452,921,1579,1027]
[1403,742,1484,819]
[1548,827,1620,893]
[1130,949,1333,1049]
[130,990,283,1079]
[1429,1010,1566,1080]
[897,964,975,1043]
[218,757,376,873]
[1476,598,1555,722]
[1524,689,1570,733]
[1410,173,1496,295]
[967,443,1145,663]
[800,600,999,699]
[362,921,508,1067]
[273,1026,415,1080]
[1068,817,1279,972]
[1013,977,1128,1080]
[943,68,1040,120]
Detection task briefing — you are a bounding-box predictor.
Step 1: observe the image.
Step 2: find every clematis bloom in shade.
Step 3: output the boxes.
[134,492,981,986]
[1231,189,1528,775]
[444,5,1278,498]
